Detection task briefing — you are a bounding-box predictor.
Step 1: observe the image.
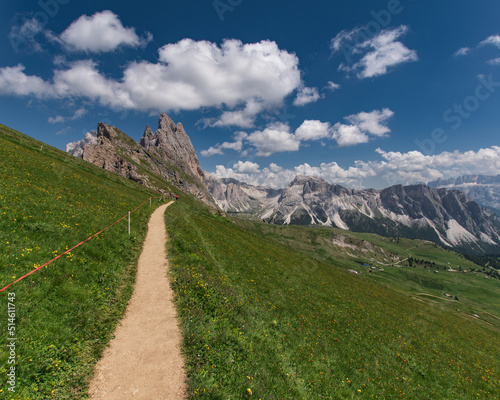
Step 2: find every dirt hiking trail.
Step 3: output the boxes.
[89,202,187,399]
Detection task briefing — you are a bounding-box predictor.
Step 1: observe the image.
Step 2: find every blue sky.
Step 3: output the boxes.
[1,0,500,189]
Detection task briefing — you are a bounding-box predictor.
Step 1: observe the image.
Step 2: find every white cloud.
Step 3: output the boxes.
[454,47,471,57]
[211,146,500,189]
[60,10,151,52]
[332,123,369,147]
[480,35,500,49]
[0,61,125,108]
[325,81,341,91]
[330,27,362,54]
[212,159,374,189]
[200,99,264,128]
[48,107,87,124]
[8,18,45,52]
[72,107,87,119]
[213,163,296,188]
[202,109,392,157]
[455,34,500,64]
[345,108,394,137]
[487,57,500,65]
[200,147,224,157]
[0,39,302,124]
[295,120,332,141]
[357,26,418,78]
[0,64,54,97]
[151,39,301,112]
[55,127,72,136]
[247,122,300,156]
[201,131,248,157]
[293,86,320,106]
[48,115,65,124]
[52,60,133,109]
[331,108,394,147]
[373,146,500,185]
[332,26,418,79]
[233,160,261,174]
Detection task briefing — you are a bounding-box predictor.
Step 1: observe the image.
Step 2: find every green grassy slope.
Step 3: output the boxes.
[2,122,500,399]
[166,200,500,399]
[0,124,169,399]
[233,221,500,330]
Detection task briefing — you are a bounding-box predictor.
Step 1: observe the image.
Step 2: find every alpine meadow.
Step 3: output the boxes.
[2,2,500,399]
[1,123,499,399]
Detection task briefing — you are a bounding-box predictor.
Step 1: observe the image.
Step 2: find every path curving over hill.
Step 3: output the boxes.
[89,201,187,399]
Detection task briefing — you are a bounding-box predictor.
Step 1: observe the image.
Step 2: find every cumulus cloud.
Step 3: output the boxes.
[211,146,500,189]
[149,39,301,113]
[60,10,152,52]
[373,146,500,185]
[332,108,393,147]
[201,131,248,157]
[0,64,54,97]
[202,109,393,156]
[345,108,394,137]
[293,86,321,106]
[212,159,375,189]
[203,121,307,157]
[247,122,300,156]
[0,38,302,126]
[200,99,264,129]
[233,160,261,174]
[295,120,332,141]
[213,163,297,188]
[332,26,418,79]
[332,124,369,147]
[53,60,133,108]
[0,60,132,109]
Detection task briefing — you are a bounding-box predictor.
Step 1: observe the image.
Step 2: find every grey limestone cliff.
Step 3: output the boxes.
[68,113,215,208]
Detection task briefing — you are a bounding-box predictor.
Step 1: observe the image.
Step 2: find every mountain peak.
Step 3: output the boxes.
[142,113,204,182]
[158,112,176,132]
[67,113,215,208]
[140,124,155,148]
[428,174,500,216]
[290,175,328,185]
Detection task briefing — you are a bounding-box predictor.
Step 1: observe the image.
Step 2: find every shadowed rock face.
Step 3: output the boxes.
[80,123,143,183]
[428,174,500,215]
[68,113,216,208]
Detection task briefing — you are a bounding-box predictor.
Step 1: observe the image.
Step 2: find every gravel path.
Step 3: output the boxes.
[89,202,187,399]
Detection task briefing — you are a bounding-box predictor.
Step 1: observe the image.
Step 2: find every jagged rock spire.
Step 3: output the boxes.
[140,113,205,182]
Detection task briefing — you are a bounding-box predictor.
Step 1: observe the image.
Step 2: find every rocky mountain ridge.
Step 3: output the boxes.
[207,174,500,254]
[67,113,215,207]
[428,174,500,215]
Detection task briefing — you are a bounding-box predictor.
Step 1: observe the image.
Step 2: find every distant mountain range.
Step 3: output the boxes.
[428,175,500,216]
[206,174,500,254]
[66,114,500,255]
